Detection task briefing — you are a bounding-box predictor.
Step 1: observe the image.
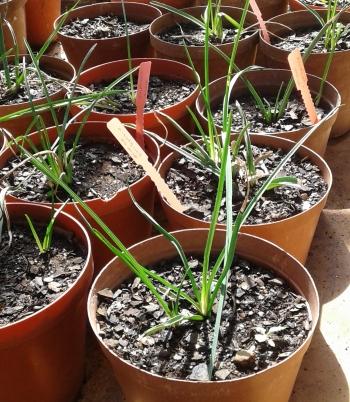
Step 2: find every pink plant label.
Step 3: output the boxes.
[249,0,270,44]
[288,48,319,125]
[135,61,152,150]
[107,118,186,213]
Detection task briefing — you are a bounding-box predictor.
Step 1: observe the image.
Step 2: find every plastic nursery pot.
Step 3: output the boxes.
[88,229,319,402]
[70,58,200,155]
[260,10,350,138]
[0,0,27,53]
[150,6,258,82]
[158,134,332,264]
[25,0,61,47]
[0,54,75,137]
[0,202,93,402]
[196,69,340,157]
[196,0,288,21]
[55,2,162,71]
[0,121,160,272]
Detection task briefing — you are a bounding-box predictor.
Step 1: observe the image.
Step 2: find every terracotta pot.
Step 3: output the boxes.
[196,0,288,20]
[158,134,332,264]
[196,69,340,156]
[62,0,196,10]
[260,10,350,138]
[0,54,75,137]
[25,0,61,47]
[88,229,319,402]
[55,2,162,70]
[0,0,27,53]
[0,202,93,402]
[70,58,200,155]
[0,130,6,153]
[0,121,160,272]
[150,6,258,82]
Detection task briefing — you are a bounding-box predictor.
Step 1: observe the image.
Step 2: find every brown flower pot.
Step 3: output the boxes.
[196,0,288,20]
[62,0,196,10]
[55,2,162,70]
[158,134,332,264]
[88,229,319,402]
[0,54,75,137]
[25,0,61,47]
[260,10,350,138]
[0,202,93,402]
[196,69,340,156]
[0,0,27,53]
[0,121,160,272]
[150,6,258,82]
[70,58,199,156]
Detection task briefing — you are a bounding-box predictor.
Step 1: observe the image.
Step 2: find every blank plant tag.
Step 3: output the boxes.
[135,61,152,150]
[107,118,186,213]
[288,48,319,125]
[249,0,270,44]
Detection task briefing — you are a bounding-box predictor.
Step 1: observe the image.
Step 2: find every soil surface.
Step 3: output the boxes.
[301,0,350,6]
[272,26,350,53]
[165,145,327,224]
[60,14,149,39]
[157,22,253,46]
[0,65,62,105]
[96,255,310,380]
[0,223,86,326]
[1,140,146,202]
[213,93,328,133]
[88,75,197,114]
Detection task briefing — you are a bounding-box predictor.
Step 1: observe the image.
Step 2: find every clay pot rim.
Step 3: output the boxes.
[0,202,92,331]
[261,10,350,56]
[54,1,162,42]
[150,6,259,49]
[3,121,160,205]
[88,229,319,384]
[0,54,76,109]
[76,57,200,119]
[158,133,333,229]
[195,68,341,137]
[0,0,27,11]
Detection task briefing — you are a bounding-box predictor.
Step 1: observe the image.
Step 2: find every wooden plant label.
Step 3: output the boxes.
[288,48,319,125]
[249,0,270,44]
[107,118,186,213]
[135,61,152,150]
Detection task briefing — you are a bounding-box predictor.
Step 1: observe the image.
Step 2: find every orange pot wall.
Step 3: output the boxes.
[88,229,319,402]
[26,0,61,47]
[0,122,160,273]
[0,0,27,53]
[0,203,93,402]
[158,135,332,264]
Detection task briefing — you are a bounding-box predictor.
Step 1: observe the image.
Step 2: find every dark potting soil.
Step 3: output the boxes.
[301,0,350,6]
[157,22,253,46]
[213,93,328,133]
[0,223,86,326]
[272,26,350,53]
[96,256,310,380]
[1,141,145,202]
[60,14,149,39]
[0,65,62,105]
[87,75,197,114]
[165,145,327,224]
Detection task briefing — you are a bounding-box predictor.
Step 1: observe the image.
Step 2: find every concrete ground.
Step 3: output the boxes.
[76,133,350,402]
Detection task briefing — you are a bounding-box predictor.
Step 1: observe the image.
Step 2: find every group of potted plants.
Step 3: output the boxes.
[0,0,347,401]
